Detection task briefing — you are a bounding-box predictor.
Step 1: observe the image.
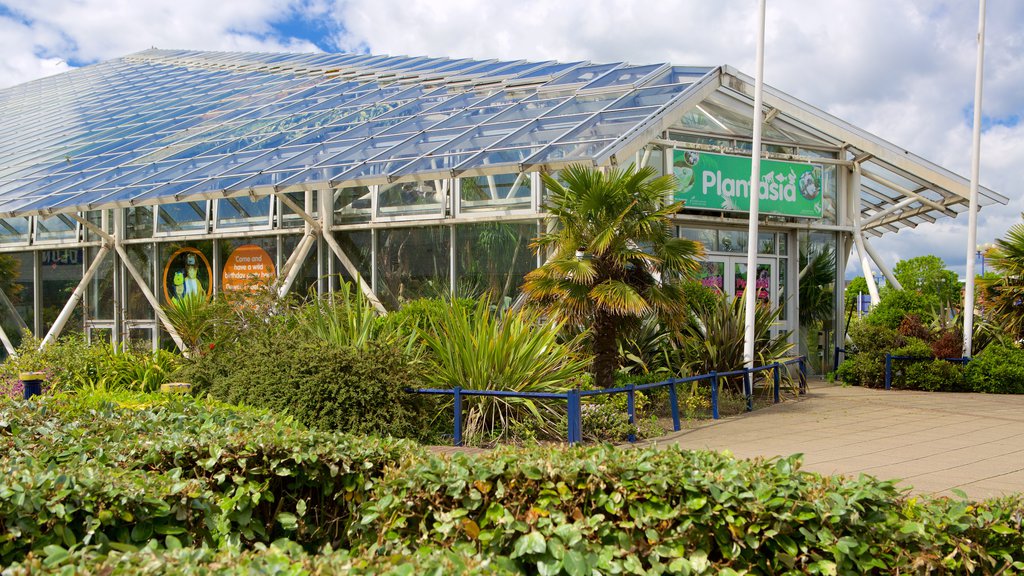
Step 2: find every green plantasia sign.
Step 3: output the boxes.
[672,149,823,219]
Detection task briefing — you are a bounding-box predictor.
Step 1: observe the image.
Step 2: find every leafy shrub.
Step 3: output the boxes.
[966,344,1024,394]
[200,329,435,441]
[0,334,177,396]
[835,323,903,388]
[866,288,934,330]
[931,329,963,359]
[4,392,1024,574]
[897,314,932,341]
[356,445,1024,575]
[5,542,513,575]
[0,391,418,564]
[580,380,664,442]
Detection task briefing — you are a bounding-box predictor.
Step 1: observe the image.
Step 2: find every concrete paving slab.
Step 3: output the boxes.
[646,381,1024,499]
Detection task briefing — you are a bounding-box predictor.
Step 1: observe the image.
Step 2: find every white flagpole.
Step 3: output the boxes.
[743,0,767,369]
[963,0,987,358]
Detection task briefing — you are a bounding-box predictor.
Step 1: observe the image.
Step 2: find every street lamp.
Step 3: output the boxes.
[977,242,995,276]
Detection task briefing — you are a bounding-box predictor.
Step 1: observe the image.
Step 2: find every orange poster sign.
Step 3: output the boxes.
[221,244,276,292]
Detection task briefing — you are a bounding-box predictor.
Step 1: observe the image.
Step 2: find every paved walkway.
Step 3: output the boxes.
[646,381,1024,499]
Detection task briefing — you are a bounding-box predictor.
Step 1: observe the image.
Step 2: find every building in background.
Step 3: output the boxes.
[0,50,1006,372]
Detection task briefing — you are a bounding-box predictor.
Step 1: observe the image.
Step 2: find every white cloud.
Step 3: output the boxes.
[0,0,1021,277]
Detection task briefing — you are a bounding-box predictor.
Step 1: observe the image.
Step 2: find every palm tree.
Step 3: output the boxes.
[981,219,1024,340]
[523,164,704,388]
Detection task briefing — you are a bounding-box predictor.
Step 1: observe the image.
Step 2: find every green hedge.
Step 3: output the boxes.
[1,392,418,564]
[3,392,1024,574]
[966,343,1024,394]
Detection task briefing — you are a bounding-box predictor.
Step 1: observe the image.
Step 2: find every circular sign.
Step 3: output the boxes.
[163,247,213,304]
[221,244,276,293]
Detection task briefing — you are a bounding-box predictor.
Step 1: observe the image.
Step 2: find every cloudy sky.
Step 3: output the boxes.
[0,0,1020,278]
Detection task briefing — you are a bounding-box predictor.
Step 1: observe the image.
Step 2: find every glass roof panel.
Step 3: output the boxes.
[543,63,620,87]
[0,47,996,228]
[581,64,664,90]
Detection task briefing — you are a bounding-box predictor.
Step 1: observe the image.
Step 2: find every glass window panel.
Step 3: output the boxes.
[607,85,686,111]
[0,217,30,244]
[696,260,725,293]
[459,173,531,213]
[35,214,78,242]
[157,201,208,234]
[217,196,271,229]
[85,245,114,320]
[679,227,716,251]
[376,226,450,308]
[718,229,747,253]
[798,231,837,375]
[758,232,775,255]
[125,206,153,239]
[333,186,372,224]
[378,180,446,218]
[1,252,34,346]
[455,221,537,304]
[41,251,84,334]
[778,257,787,321]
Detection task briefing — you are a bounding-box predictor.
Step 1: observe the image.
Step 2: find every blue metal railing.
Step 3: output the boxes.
[883,354,971,390]
[412,356,807,446]
[834,346,846,373]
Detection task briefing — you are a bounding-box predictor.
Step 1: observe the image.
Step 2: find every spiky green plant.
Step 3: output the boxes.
[418,299,591,443]
[678,293,794,394]
[296,281,420,357]
[523,163,704,388]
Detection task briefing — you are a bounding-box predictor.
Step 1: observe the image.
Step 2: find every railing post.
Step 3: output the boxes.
[773,363,781,404]
[798,357,807,395]
[884,354,892,391]
[626,384,636,443]
[668,377,681,432]
[453,386,463,447]
[743,371,753,412]
[833,346,841,373]
[567,390,581,445]
[710,372,720,420]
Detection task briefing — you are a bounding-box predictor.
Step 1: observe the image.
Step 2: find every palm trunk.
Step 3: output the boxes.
[592,310,618,388]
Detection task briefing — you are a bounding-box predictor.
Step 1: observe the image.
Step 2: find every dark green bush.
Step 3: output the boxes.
[0,392,418,564]
[865,289,934,330]
[966,344,1024,394]
[3,392,1024,574]
[5,541,514,575]
[355,446,1024,575]
[835,322,903,388]
[181,318,436,441]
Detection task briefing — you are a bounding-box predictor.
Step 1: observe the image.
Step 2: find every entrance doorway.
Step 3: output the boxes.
[697,256,775,305]
[696,255,786,338]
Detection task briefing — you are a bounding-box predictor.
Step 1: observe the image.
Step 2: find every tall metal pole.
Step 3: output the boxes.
[743,0,767,368]
[963,0,987,358]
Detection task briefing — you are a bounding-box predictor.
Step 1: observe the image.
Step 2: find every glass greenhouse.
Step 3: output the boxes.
[0,49,1006,372]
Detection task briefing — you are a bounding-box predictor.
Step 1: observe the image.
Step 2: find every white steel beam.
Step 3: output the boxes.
[850,167,880,306]
[72,214,187,352]
[861,237,903,290]
[315,190,386,313]
[277,232,316,298]
[859,168,953,215]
